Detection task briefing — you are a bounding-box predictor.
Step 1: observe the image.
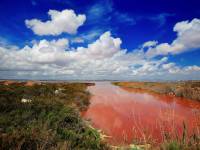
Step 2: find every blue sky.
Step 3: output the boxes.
[0,0,200,80]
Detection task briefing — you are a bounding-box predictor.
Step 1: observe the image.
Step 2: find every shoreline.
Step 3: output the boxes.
[112,81,200,101]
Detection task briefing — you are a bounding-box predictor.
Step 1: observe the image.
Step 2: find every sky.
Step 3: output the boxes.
[0,0,200,80]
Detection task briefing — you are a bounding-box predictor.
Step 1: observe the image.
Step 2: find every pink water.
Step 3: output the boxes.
[82,82,200,145]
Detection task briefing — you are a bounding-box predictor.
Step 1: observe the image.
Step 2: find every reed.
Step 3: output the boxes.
[126,108,200,150]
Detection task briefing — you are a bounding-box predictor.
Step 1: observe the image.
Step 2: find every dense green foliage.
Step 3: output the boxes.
[0,83,109,150]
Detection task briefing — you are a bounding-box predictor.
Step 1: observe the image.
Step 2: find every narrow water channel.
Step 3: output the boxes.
[83,82,200,145]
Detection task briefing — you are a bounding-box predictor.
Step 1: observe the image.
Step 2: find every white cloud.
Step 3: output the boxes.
[71,37,84,44]
[146,18,200,57]
[0,31,200,80]
[142,41,158,48]
[77,28,105,42]
[76,31,122,59]
[25,9,86,36]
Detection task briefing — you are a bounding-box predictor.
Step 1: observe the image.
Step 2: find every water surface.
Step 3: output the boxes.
[83,82,200,145]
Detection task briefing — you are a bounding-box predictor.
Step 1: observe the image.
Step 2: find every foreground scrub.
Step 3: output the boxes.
[0,82,109,150]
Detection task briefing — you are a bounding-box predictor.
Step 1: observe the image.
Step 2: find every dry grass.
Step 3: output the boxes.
[113,81,200,101]
[113,81,200,149]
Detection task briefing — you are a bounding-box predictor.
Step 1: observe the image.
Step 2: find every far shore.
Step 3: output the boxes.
[1,79,200,101]
[113,81,200,101]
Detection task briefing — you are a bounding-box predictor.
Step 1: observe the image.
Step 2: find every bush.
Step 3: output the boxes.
[0,83,109,150]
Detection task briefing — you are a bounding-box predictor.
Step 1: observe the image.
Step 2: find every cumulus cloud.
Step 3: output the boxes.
[146,18,200,57]
[0,31,200,80]
[142,41,158,48]
[25,9,86,36]
[76,31,122,59]
[71,37,85,44]
[1,16,200,80]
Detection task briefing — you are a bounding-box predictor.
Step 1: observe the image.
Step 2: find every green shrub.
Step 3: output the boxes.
[0,83,109,150]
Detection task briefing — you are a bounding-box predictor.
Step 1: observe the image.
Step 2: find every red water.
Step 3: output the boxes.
[82,82,200,145]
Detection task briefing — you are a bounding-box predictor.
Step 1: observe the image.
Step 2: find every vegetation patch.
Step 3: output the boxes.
[113,81,200,101]
[0,82,109,150]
